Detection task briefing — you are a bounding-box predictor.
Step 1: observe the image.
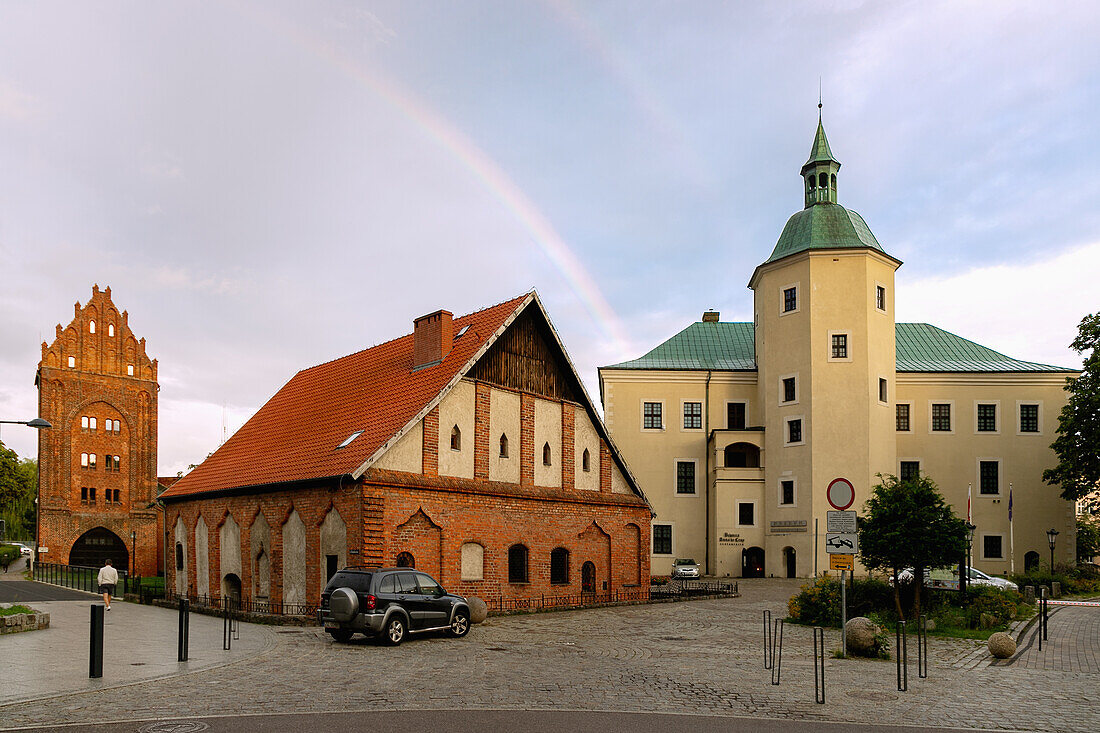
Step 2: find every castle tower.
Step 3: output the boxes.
[36,285,162,575]
[747,115,900,575]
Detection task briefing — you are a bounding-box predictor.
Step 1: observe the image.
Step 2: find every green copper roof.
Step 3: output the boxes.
[803,118,837,169]
[764,203,887,264]
[602,322,1075,374]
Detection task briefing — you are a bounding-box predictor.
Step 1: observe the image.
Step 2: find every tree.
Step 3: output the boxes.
[858,473,968,620]
[1078,514,1100,563]
[1044,313,1100,511]
[0,440,37,541]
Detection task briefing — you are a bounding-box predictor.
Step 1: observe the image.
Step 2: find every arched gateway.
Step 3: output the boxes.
[69,527,129,571]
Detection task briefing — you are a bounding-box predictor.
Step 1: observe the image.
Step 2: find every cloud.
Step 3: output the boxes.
[0,79,37,121]
[896,240,1098,370]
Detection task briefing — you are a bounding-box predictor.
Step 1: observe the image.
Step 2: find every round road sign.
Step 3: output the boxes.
[826,478,855,510]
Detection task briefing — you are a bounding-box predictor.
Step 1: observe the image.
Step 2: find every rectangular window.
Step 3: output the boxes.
[643,402,663,430]
[88,453,97,469]
[983,535,1004,560]
[977,404,997,432]
[80,453,89,468]
[787,418,802,444]
[81,416,89,429]
[876,285,886,311]
[879,378,888,403]
[782,377,796,403]
[652,525,672,555]
[900,461,920,481]
[727,402,746,430]
[831,334,848,359]
[896,404,910,432]
[68,356,76,368]
[738,502,755,526]
[113,489,120,503]
[683,402,702,430]
[783,287,797,313]
[676,461,695,494]
[1020,404,1039,433]
[81,487,88,502]
[980,461,999,495]
[780,480,795,505]
[89,417,97,430]
[931,403,952,432]
[88,487,96,503]
[127,364,134,376]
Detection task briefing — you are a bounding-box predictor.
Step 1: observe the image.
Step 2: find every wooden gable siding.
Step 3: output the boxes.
[471,306,578,402]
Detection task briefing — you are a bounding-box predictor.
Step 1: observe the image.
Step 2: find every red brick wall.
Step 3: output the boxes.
[520,394,534,486]
[560,402,575,491]
[473,382,490,479]
[422,407,439,476]
[599,439,612,493]
[36,285,162,576]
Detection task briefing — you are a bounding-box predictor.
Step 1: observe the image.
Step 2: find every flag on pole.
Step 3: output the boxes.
[1008,487,1013,521]
[967,483,972,523]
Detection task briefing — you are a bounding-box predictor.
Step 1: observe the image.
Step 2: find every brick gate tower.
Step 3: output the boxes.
[36,285,162,576]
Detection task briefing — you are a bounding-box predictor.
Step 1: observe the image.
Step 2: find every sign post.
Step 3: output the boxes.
[826,478,857,659]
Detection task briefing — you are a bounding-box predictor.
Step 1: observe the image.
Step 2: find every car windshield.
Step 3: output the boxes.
[675,559,697,565]
[969,569,990,580]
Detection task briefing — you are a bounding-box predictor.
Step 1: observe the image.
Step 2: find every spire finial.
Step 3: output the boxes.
[818,78,823,117]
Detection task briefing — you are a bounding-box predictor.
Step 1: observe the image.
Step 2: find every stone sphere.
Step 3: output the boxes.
[467,596,488,624]
[845,616,881,655]
[988,631,1016,659]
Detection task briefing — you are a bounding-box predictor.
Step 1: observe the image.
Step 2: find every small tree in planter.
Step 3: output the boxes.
[859,473,967,620]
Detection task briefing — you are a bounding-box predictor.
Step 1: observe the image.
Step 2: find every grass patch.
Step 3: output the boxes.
[0,604,34,617]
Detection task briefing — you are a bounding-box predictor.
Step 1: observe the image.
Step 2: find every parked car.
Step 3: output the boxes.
[895,566,1018,591]
[671,558,701,579]
[2,542,31,557]
[319,567,471,645]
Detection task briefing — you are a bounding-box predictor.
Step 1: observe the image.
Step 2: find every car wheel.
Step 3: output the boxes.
[327,628,353,643]
[449,609,470,638]
[385,616,407,646]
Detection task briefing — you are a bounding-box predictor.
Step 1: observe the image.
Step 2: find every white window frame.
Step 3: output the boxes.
[784,415,806,446]
[980,532,1006,561]
[651,523,674,556]
[673,459,699,497]
[680,400,704,433]
[640,399,665,432]
[928,400,955,435]
[89,320,95,334]
[895,401,914,433]
[973,400,1001,435]
[827,330,852,362]
[725,400,749,430]
[68,356,76,368]
[779,282,801,317]
[1016,401,1043,436]
[874,282,888,314]
[877,376,889,405]
[778,373,799,406]
[127,364,134,376]
[108,323,115,337]
[777,476,797,507]
[736,500,758,528]
[81,416,89,429]
[977,457,1002,496]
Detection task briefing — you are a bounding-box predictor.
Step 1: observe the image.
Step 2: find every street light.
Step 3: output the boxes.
[963,522,976,596]
[1047,528,1060,571]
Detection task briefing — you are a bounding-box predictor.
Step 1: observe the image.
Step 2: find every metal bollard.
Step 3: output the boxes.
[895,621,908,691]
[917,615,928,679]
[770,618,784,685]
[89,605,104,678]
[177,598,190,662]
[763,610,773,669]
[223,601,232,651]
[812,626,826,704]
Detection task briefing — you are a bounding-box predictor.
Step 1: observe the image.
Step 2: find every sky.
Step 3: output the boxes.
[1,1,1098,474]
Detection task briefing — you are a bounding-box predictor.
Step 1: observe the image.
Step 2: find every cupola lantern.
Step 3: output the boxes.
[801,110,841,208]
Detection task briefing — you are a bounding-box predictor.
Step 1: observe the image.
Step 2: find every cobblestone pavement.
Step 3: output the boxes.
[1007,605,1100,673]
[1,579,1097,732]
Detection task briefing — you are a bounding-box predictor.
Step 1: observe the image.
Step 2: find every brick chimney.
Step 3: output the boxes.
[412,310,454,369]
[702,310,720,322]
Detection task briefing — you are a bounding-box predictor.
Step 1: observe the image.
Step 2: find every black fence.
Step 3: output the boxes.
[164,589,318,618]
[33,562,132,594]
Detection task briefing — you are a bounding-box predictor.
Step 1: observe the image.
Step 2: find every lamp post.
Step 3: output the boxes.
[1047,528,1059,571]
[963,522,976,597]
[0,419,51,567]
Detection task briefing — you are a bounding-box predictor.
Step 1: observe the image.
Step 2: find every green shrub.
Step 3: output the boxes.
[0,545,20,569]
[1009,565,1100,595]
[788,576,842,626]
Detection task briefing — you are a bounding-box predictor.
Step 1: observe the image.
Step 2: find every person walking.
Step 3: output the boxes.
[98,558,118,610]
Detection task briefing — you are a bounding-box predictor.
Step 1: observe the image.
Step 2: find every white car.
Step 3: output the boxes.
[3,542,32,557]
[896,566,1017,591]
[671,558,701,579]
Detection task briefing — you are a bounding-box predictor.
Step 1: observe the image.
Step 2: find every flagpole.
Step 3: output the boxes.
[1009,483,1015,575]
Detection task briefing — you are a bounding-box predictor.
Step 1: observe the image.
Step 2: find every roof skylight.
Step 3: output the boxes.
[336,430,364,449]
[455,324,470,338]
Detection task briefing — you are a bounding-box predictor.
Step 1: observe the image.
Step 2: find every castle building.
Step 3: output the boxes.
[36,285,163,576]
[599,118,1078,579]
[160,292,650,609]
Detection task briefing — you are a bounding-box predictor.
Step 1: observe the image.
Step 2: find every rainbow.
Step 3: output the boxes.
[237,2,631,352]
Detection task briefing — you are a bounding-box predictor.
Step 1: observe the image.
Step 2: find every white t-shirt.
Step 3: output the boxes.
[98,565,119,586]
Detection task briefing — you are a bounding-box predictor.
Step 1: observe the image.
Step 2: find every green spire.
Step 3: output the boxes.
[803,116,838,169]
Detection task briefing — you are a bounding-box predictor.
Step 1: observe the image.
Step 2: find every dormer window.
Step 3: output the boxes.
[89,320,96,334]
[499,433,509,458]
[335,430,363,449]
[450,425,461,451]
[455,324,470,338]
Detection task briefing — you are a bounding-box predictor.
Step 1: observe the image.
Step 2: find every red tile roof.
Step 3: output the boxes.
[160,293,531,499]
